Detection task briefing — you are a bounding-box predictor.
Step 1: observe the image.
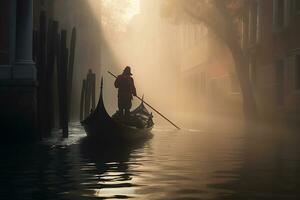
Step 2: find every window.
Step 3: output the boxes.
[295,0,300,14]
[275,60,284,105]
[240,15,246,48]
[249,56,257,85]
[249,1,257,43]
[273,0,294,30]
[248,0,261,44]
[296,55,300,90]
[249,1,258,44]
[273,0,285,30]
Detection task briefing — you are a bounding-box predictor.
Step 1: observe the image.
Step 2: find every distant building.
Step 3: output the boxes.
[180,0,300,117]
[178,23,240,115]
[243,0,300,115]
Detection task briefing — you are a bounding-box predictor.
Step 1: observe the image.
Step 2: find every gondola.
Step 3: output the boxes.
[81,78,154,141]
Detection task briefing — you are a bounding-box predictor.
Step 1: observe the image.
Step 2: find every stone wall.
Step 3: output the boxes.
[0,81,38,141]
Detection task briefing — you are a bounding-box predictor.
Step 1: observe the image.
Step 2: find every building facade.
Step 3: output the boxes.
[243,0,300,115]
[0,0,38,140]
[178,23,240,116]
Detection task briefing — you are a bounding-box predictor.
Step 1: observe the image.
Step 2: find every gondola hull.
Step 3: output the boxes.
[81,79,154,142]
[82,115,153,142]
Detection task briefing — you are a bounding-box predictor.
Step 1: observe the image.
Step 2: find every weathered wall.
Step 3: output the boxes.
[0,81,38,141]
[0,0,38,141]
[249,0,300,113]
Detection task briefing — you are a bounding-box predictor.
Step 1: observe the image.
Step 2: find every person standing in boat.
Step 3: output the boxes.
[114,66,137,117]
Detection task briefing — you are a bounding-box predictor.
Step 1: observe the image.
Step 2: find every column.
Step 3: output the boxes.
[13,0,36,80]
[0,0,15,79]
[7,0,17,66]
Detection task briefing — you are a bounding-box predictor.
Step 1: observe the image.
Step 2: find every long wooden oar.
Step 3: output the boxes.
[108,71,181,130]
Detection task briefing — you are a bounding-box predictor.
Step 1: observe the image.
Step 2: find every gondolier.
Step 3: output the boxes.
[114,66,137,116]
[81,77,154,141]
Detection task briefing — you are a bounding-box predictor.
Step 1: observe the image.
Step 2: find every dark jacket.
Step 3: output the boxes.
[114,74,137,100]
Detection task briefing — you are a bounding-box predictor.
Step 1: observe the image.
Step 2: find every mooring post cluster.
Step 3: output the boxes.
[33,11,77,138]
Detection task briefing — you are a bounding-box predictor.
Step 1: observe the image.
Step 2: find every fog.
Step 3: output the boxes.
[50,0,242,126]
[3,2,299,199]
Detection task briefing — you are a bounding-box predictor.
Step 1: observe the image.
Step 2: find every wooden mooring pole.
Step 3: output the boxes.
[60,30,69,138]
[38,11,47,137]
[67,27,77,118]
[80,70,96,120]
[80,79,86,121]
[91,73,96,110]
[34,11,78,139]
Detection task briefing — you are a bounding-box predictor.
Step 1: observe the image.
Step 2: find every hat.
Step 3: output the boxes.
[123,66,132,76]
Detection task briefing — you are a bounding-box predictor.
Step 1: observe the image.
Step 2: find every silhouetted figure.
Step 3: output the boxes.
[114,66,137,117]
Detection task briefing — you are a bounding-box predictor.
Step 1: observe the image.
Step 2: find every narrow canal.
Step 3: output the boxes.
[1,121,300,200]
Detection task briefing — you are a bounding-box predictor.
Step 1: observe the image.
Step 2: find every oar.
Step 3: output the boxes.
[108,71,181,130]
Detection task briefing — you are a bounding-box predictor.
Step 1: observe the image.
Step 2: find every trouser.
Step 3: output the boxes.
[118,98,132,116]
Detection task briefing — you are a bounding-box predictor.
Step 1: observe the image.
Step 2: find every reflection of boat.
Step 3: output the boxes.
[79,136,148,162]
[81,79,154,141]
[79,136,148,199]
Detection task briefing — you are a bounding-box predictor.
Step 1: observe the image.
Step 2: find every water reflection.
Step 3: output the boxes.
[209,125,300,200]
[0,122,300,199]
[79,137,149,199]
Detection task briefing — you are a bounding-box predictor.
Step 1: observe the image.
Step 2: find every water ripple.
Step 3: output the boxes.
[1,122,300,199]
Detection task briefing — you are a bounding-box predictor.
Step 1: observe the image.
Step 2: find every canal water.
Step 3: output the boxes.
[1,120,300,200]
